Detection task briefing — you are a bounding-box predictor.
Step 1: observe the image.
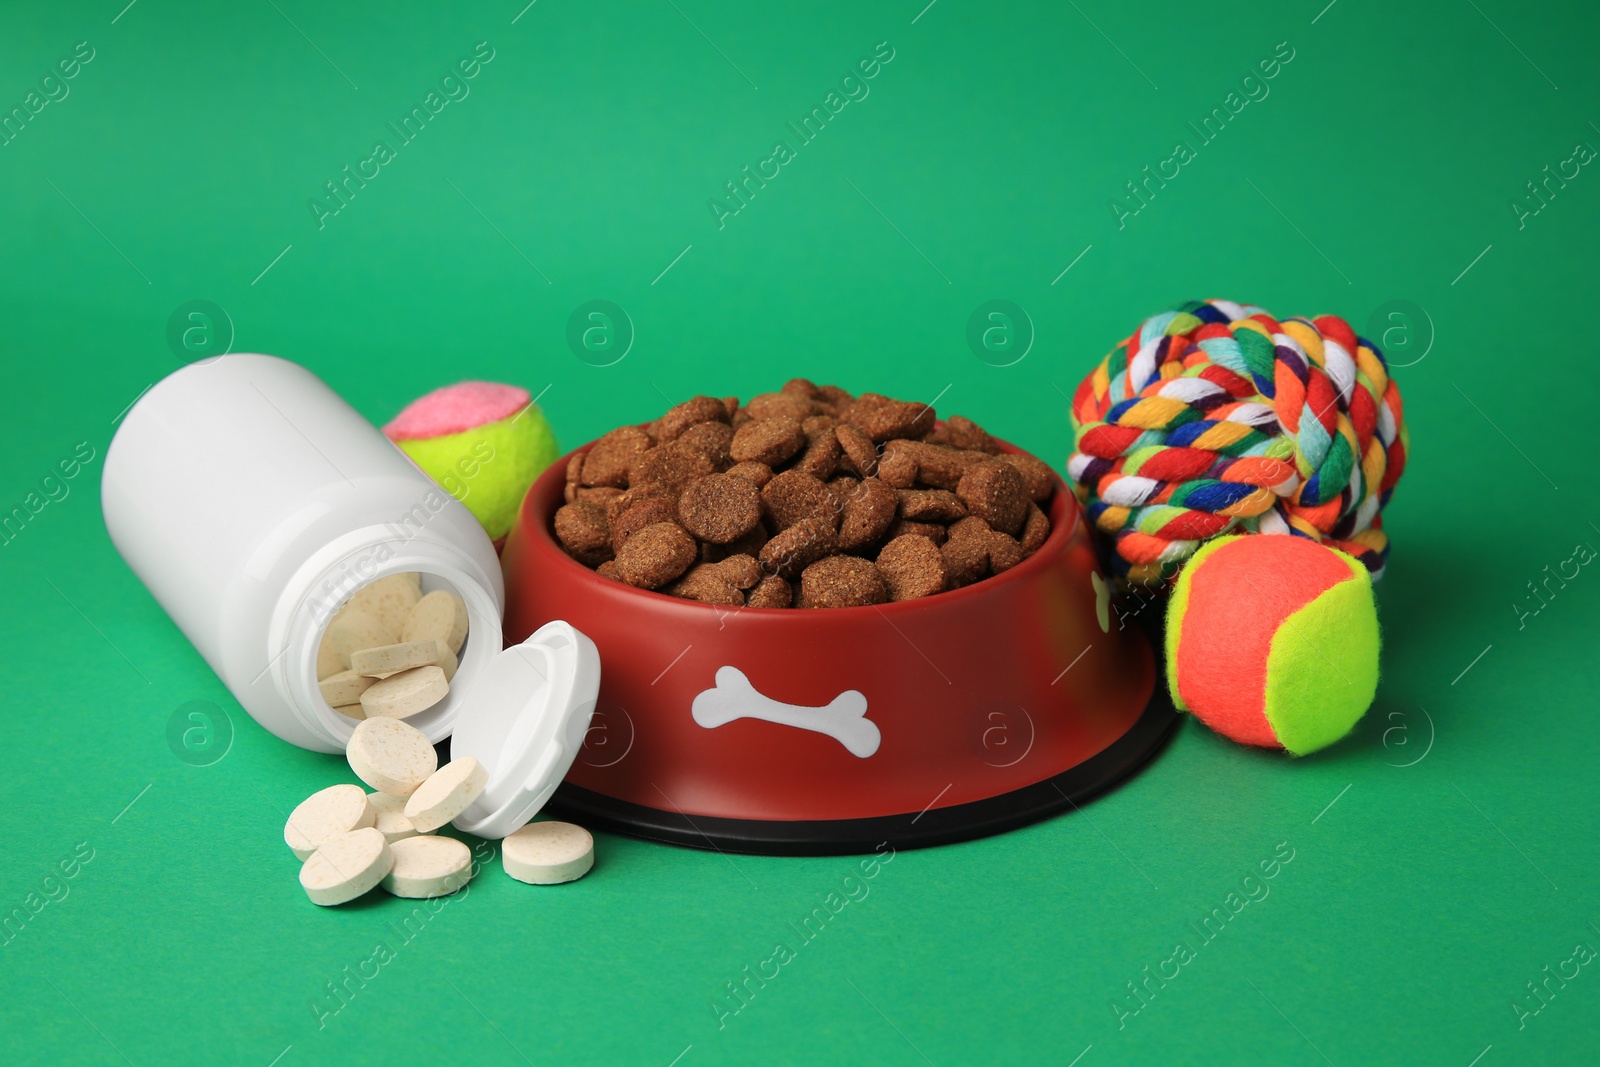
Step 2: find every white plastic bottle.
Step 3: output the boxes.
[102,354,506,753]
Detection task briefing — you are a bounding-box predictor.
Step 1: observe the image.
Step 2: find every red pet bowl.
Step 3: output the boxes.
[500,443,1177,855]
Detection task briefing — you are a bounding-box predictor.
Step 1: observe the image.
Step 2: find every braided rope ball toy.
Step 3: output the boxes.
[1068,299,1410,756]
[1067,298,1408,587]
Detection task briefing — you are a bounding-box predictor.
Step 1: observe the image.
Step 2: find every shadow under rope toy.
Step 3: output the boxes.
[1066,299,1411,756]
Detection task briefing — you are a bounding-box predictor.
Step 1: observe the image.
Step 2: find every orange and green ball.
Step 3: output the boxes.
[384,381,559,543]
[1165,535,1380,756]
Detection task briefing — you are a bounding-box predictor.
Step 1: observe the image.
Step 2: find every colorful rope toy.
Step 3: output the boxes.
[1067,299,1408,586]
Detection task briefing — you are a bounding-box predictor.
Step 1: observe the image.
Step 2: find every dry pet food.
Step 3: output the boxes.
[553,382,1056,607]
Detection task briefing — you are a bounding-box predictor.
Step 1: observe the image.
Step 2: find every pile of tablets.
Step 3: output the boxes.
[288,576,596,907]
[315,573,466,721]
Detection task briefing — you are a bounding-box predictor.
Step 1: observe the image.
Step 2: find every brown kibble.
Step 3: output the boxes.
[843,393,936,442]
[817,384,854,408]
[703,523,769,563]
[898,489,967,523]
[761,470,839,531]
[759,518,838,580]
[566,383,1056,606]
[564,452,584,503]
[876,443,919,488]
[940,414,1002,454]
[837,477,899,553]
[943,510,1023,576]
[609,481,676,510]
[1020,503,1050,555]
[800,555,887,608]
[988,531,1025,574]
[792,423,841,480]
[825,475,860,511]
[746,574,793,608]
[876,534,948,601]
[730,416,807,467]
[746,391,816,421]
[606,483,675,525]
[678,473,762,544]
[629,439,718,491]
[884,519,948,546]
[942,534,990,588]
[658,396,730,442]
[899,441,988,490]
[999,451,1055,502]
[676,420,735,470]
[835,423,879,478]
[613,522,698,589]
[948,515,992,539]
[943,515,993,587]
[714,554,763,589]
[554,501,612,565]
[665,564,744,605]
[726,461,774,487]
[956,460,1028,535]
[576,486,624,507]
[610,496,679,554]
[581,426,653,487]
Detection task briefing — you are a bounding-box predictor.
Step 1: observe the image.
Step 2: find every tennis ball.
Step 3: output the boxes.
[1165,535,1379,756]
[383,381,558,543]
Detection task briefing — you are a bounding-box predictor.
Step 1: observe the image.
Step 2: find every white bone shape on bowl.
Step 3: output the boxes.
[691,666,880,758]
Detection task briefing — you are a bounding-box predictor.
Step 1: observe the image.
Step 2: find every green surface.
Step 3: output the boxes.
[2,1,1598,1064]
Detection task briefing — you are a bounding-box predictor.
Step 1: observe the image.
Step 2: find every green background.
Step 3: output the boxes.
[2,0,1597,1063]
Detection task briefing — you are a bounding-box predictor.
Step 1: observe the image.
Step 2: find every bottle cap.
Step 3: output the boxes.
[450,620,600,839]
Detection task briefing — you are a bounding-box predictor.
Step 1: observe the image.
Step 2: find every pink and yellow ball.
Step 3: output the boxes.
[384,381,558,543]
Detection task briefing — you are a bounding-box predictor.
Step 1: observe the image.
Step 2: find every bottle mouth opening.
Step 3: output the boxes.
[274,534,504,748]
